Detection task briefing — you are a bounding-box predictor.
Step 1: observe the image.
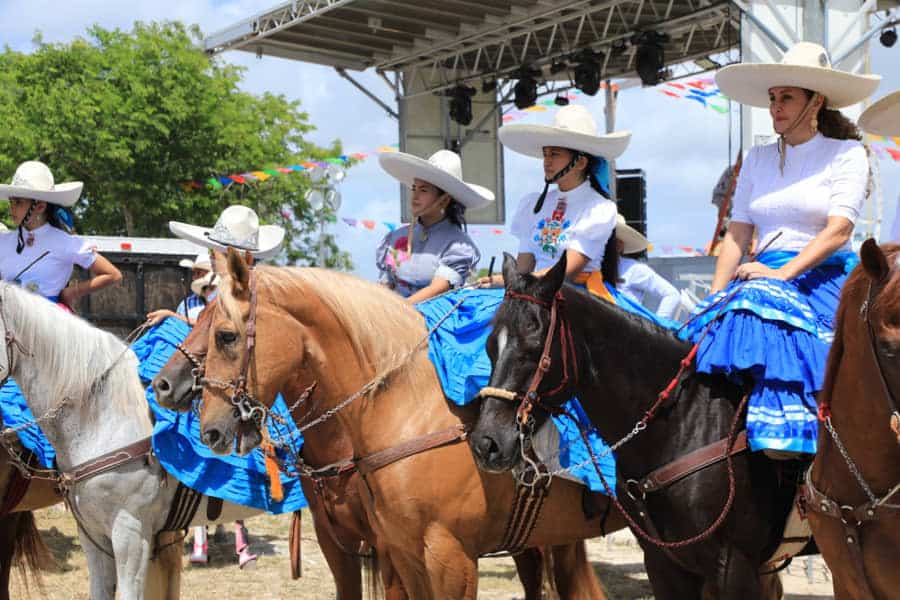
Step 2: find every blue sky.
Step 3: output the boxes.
[3,0,898,280]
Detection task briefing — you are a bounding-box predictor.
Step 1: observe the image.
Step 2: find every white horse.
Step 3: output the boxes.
[0,282,261,599]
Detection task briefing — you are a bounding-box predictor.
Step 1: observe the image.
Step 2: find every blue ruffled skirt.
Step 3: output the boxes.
[678,251,857,454]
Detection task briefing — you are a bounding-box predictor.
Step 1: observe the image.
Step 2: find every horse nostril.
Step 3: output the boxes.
[155,377,171,394]
[202,428,221,448]
[476,434,500,460]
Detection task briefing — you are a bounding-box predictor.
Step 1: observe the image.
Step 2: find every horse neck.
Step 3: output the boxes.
[564,288,689,442]
[823,315,900,491]
[285,296,456,457]
[4,293,151,470]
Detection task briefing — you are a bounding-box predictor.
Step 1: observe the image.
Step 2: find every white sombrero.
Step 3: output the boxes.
[499,105,631,160]
[378,149,494,210]
[616,214,649,254]
[169,205,285,260]
[179,252,212,271]
[859,91,900,137]
[0,161,83,207]
[715,42,880,109]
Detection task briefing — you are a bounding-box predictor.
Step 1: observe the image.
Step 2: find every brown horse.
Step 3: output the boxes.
[807,239,900,599]
[189,251,628,599]
[0,444,185,600]
[153,285,611,600]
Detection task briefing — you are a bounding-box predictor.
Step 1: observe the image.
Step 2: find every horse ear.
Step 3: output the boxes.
[226,247,252,299]
[536,252,567,300]
[861,238,889,283]
[501,252,519,289]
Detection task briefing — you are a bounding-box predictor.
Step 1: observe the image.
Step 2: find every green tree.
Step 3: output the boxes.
[0,21,351,268]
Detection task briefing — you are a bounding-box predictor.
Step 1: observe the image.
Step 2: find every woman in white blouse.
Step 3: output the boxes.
[680,42,880,457]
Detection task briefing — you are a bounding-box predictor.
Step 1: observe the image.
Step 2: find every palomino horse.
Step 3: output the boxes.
[470,254,792,599]
[0,282,262,600]
[193,250,628,599]
[153,297,598,600]
[806,239,900,599]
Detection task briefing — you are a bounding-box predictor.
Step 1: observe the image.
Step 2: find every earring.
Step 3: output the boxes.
[811,117,818,134]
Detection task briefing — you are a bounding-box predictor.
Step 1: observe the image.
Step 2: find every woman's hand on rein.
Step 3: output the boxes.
[477,274,504,288]
[733,261,786,282]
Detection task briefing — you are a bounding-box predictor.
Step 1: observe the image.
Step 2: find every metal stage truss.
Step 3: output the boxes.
[204,0,742,99]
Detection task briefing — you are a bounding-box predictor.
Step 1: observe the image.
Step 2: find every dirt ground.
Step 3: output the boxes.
[10,506,835,599]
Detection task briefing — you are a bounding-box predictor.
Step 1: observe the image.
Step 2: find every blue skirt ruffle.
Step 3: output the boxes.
[678,251,857,453]
[417,287,620,493]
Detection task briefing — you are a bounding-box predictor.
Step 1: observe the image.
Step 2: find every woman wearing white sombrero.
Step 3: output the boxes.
[615,215,680,320]
[0,161,122,310]
[680,42,880,457]
[145,252,217,326]
[859,91,900,241]
[375,149,493,303]
[480,104,630,300]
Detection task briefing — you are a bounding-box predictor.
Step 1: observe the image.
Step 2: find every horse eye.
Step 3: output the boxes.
[217,330,238,346]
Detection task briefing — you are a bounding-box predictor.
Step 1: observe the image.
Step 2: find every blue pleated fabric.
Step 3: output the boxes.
[417,288,617,494]
[678,251,858,453]
[604,283,681,330]
[133,318,307,514]
[0,379,56,468]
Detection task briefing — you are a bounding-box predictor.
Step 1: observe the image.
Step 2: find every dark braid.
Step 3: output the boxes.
[601,231,620,288]
[443,197,468,231]
[15,202,36,254]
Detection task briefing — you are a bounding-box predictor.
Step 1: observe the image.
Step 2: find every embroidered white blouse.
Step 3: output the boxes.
[510,179,617,272]
[730,133,868,253]
[0,224,96,298]
[618,257,681,319]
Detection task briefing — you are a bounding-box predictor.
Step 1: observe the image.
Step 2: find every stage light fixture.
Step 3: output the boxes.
[881,27,897,47]
[634,31,668,86]
[554,94,570,106]
[448,85,476,126]
[513,68,539,109]
[549,61,568,75]
[573,50,602,96]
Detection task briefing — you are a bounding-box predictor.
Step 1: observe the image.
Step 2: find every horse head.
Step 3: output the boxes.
[470,252,574,472]
[152,300,214,412]
[856,239,900,443]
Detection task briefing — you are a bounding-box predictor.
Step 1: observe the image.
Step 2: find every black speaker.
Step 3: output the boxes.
[616,169,646,237]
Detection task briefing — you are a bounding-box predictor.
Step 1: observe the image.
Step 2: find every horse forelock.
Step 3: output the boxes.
[0,283,148,426]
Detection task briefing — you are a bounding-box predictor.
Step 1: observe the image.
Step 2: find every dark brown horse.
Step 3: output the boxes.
[806,239,900,599]
[469,253,792,599]
[183,250,627,599]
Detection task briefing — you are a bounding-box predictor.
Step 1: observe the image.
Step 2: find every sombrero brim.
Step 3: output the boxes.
[378,152,494,210]
[616,222,649,254]
[0,181,83,207]
[179,258,212,270]
[169,221,285,260]
[715,63,881,109]
[499,126,631,160]
[190,271,218,296]
[859,91,900,137]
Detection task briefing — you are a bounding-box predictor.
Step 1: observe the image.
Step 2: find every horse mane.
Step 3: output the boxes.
[821,243,900,400]
[220,266,429,375]
[0,283,148,426]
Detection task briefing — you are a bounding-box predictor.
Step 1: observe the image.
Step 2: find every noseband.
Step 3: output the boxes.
[477,290,578,426]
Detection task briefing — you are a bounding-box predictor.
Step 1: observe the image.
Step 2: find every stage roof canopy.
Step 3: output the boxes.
[205,0,740,97]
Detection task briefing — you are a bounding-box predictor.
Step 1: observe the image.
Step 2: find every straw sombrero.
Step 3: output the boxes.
[190,271,218,297]
[859,91,900,137]
[0,161,83,207]
[378,150,494,210]
[499,105,631,159]
[169,205,285,260]
[715,42,880,109]
[616,214,649,254]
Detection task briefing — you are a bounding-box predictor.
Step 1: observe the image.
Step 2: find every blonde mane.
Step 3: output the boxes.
[0,283,149,426]
[218,266,431,379]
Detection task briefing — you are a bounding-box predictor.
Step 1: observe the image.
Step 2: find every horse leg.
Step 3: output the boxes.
[80,525,118,600]
[309,513,364,600]
[512,548,544,600]
[422,526,478,600]
[643,548,704,600]
[0,513,20,600]
[551,541,608,600]
[144,531,182,600]
[108,515,154,600]
[714,544,762,599]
